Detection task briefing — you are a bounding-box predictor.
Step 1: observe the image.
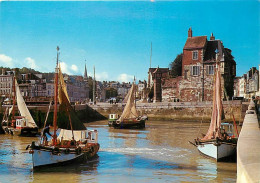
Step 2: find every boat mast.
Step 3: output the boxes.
[134,76,136,108]
[93,65,95,105]
[53,46,59,145]
[11,76,16,121]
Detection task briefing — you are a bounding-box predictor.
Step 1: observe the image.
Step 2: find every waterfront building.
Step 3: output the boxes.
[245,67,259,98]
[19,73,47,97]
[117,82,131,100]
[162,28,236,102]
[147,67,169,89]
[0,69,14,98]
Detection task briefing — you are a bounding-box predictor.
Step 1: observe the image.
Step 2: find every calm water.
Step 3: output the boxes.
[0,120,237,183]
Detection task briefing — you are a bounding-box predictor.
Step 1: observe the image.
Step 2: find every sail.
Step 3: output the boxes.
[15,79,37,128]
[57,69,86,131]
[122,89,130,103]
[202,65,223,140]
[119,83,138,121]
[8,106,13,116]
[58,64,70,103]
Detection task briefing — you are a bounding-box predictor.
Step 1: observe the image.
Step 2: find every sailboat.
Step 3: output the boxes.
[1,77,38,136]
[108,79,148,129]
[190,54,237,161]
[27,47,99,168]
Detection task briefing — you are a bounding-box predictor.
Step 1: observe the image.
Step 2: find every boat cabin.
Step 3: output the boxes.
[87,130,98,144]
[15,116,27,129]
[221,123,234,136]
[109,114,119,120]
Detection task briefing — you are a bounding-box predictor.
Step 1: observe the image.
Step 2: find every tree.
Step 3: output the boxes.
[106,88,118,99]
[169,53,183,77]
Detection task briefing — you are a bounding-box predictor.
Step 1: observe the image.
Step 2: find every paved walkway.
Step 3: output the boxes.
[237,100,260,183]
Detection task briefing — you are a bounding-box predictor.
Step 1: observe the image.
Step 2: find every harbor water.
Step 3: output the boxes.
[0,120,237,183]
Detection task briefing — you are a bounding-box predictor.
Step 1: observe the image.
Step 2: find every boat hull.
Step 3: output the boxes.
[1,126,38,136]
[32,149,85,168]
[112,119,145,129]
[30,143,100,168]
[197,141,236,161]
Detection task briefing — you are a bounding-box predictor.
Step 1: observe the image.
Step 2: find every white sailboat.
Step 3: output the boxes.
[109,79,148,129]
[191,51,237,161]
[1,77,38,136]
[27,47,99,168]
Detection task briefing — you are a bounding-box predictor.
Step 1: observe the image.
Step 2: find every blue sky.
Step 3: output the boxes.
[0,1,259,82]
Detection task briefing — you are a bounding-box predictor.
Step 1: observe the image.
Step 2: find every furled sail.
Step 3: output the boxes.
[202,64,223,140]
[119,82,138,121]
[15,79,37,128]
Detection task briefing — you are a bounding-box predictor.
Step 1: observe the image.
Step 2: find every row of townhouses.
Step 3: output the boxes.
[0,65,147,104]
[0,64,90,104]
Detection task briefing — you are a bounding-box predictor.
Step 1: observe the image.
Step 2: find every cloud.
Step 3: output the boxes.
[0,54,14,67]
[60,62,80,75]
[117,73,134,82]
[60,62,71,75]
[71,64,78,72]
[95,72,109,81]
[25,57,37,69]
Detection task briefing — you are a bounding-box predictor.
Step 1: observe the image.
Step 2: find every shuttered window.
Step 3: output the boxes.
[206,65,214,75]
[191,66,200,76]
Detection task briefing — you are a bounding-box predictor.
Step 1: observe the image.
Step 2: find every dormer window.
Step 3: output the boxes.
[192,50,198,60]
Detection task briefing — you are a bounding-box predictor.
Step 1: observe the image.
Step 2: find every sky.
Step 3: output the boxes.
[0,1,259,82]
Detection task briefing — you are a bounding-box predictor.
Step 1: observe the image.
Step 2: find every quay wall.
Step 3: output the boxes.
[237,101,260,183]
[92,101,245,122]
[0,101,245,128]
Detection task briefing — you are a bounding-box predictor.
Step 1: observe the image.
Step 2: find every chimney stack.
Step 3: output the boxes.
[188,27,192,38]
[210,33,215,40]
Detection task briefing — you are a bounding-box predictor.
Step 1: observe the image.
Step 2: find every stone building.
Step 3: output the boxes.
[147,67,169,102]
[148,68,169,89]
[162,28,236,102]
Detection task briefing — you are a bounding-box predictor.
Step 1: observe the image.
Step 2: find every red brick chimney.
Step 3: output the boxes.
[210,33,215,40]
[188,27,192,38]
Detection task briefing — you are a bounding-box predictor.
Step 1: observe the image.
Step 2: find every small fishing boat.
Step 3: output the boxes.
[190,52,238,161]
[1,77,38,136]
[109,79,148,129]
[27,47,100,168]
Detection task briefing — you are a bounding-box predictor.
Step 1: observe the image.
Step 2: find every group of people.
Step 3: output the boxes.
[109,98,117,104]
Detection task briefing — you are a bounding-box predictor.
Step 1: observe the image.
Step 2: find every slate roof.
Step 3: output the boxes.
[183,36,207,50]
[149,68,169,74]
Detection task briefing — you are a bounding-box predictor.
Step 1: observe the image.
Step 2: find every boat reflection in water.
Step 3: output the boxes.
[0,120,237,182]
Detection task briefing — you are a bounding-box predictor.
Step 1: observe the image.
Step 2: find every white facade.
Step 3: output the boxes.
[239,77,245,97]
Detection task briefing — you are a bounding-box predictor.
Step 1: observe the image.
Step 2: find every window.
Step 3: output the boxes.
[192,51,198,60]
[191,66,200,76]
[207,65,214,75]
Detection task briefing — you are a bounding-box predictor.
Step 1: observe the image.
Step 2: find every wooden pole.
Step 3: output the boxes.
[53,46,59,145]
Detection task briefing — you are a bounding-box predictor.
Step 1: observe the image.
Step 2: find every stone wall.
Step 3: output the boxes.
[93,101,244,122]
